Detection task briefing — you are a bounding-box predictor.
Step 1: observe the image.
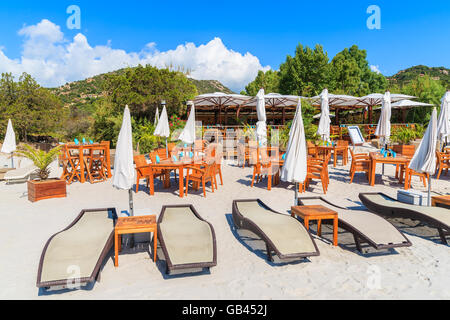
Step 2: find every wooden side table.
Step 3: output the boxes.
[431,195,450,208]
[114,215,158,267]
[291,205,338,246]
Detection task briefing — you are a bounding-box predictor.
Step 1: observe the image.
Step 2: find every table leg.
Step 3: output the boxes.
[333,218,338,246]
[80,147,85,183]
[333,151,337,167]
[106,147,112,178]
[370,160,376,186]
[153,230,158,262]
[317,219,322,236]
[404,166,410,190]
[179,167,184,198]
[114,232,119,267]
[149,173,155,196]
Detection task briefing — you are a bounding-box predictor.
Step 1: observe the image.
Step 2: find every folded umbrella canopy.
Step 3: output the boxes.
[113,105,135,216]
[154,107,159,127]
[255,88,267,146]
[408,108,438,206]
[1,119,16,168]
[317,89,331,142]
[178,102,196,145]
[375,91,392,147]
[280,98,307,205]
[154,106,171,157]
[437,91,450,148]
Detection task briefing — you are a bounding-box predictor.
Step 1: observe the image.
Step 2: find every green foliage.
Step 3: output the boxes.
[245,70,280,96]
[391,127,421,145]
[134,118,160,153]
[400,75,446,124]
[104,65,198,119]
[278,44,330,96]
[0,73,66,141]
[388,65,450,89]
[16,144,61,180]
[329,45,387,95]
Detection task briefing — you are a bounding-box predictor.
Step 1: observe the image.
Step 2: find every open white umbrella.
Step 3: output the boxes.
[179,102,196,145]
[280,98,307,205]
[1,119,17,168]
[255,88,267,146]
[375,91,392,147]
[408,108,438,206]
[391,100,433,109]
[113,105,136,216]
[154,106,170,157]
[437,91,450,149]
[317,89,331,142]
[154,107,159,127]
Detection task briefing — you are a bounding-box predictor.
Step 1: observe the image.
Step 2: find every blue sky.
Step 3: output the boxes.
[0,0,448,91]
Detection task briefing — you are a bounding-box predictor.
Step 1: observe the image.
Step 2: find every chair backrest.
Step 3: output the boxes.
[134,155,147,168]
[336,140,348,147]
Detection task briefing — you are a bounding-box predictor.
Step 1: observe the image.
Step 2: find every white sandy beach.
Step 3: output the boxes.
[0,149,449,300]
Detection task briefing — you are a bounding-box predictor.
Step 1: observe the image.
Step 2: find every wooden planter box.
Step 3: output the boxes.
[28,179,67,202]
[392,144,416,157]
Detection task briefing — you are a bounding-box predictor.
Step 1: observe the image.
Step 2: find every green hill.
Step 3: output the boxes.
[388,65,450,88]
[49,69,234,111]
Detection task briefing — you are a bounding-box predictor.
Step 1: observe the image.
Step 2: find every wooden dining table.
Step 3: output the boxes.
[147,156,206,197]
[368,152,410,189]
[66,142,112,183]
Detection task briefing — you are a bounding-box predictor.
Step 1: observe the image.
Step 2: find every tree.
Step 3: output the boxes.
[104,65,198,119]
[0,73,65,141]
[244,70,280,95]
[278,44,331,96]
[400,75,446,124]
[329,45,387,95]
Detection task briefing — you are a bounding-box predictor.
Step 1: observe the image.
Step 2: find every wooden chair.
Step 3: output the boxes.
[405,170,429,188]
[307,141,317,158]
[349,149,370,184]
[185,162,217,197]
[148,151,169,184]
[64,146,82,184]
[436,151,450,179]
[206,143,223,186]
[134,155,154,193]
[237,143,250,168]
[304,153,331,194]
[88,145,107,183]
[335,140,349,165]
[251,148,281,191]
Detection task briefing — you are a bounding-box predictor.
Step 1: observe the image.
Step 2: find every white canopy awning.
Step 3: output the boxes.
[391,99,432,109]
[357,93,416,106]
[194,92,252,107]
[243,93,303,107]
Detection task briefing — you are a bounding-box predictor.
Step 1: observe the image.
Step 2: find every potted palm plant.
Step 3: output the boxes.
[16,144,66,202]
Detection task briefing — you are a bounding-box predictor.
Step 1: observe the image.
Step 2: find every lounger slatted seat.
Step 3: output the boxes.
[157,205,217,274]
[232,199,319,261]
[4,165,38,184]
[299,197,411,252]
[36,208,117,289]
[359,192,450,245]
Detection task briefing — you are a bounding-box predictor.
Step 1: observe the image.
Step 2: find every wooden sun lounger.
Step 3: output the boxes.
[299,197,411,252]
[157,205,217,274]
[359,192,450,245]
[36,208,117,290]
[232,199,320,261]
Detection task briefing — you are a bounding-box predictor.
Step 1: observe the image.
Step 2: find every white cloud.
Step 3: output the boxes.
[370,65,381,74]
[0,19,269,92]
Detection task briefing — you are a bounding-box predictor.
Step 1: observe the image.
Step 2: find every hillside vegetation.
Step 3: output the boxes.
[388,65,450,88]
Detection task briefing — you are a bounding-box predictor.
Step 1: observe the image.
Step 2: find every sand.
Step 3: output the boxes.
[0,150,449,300]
